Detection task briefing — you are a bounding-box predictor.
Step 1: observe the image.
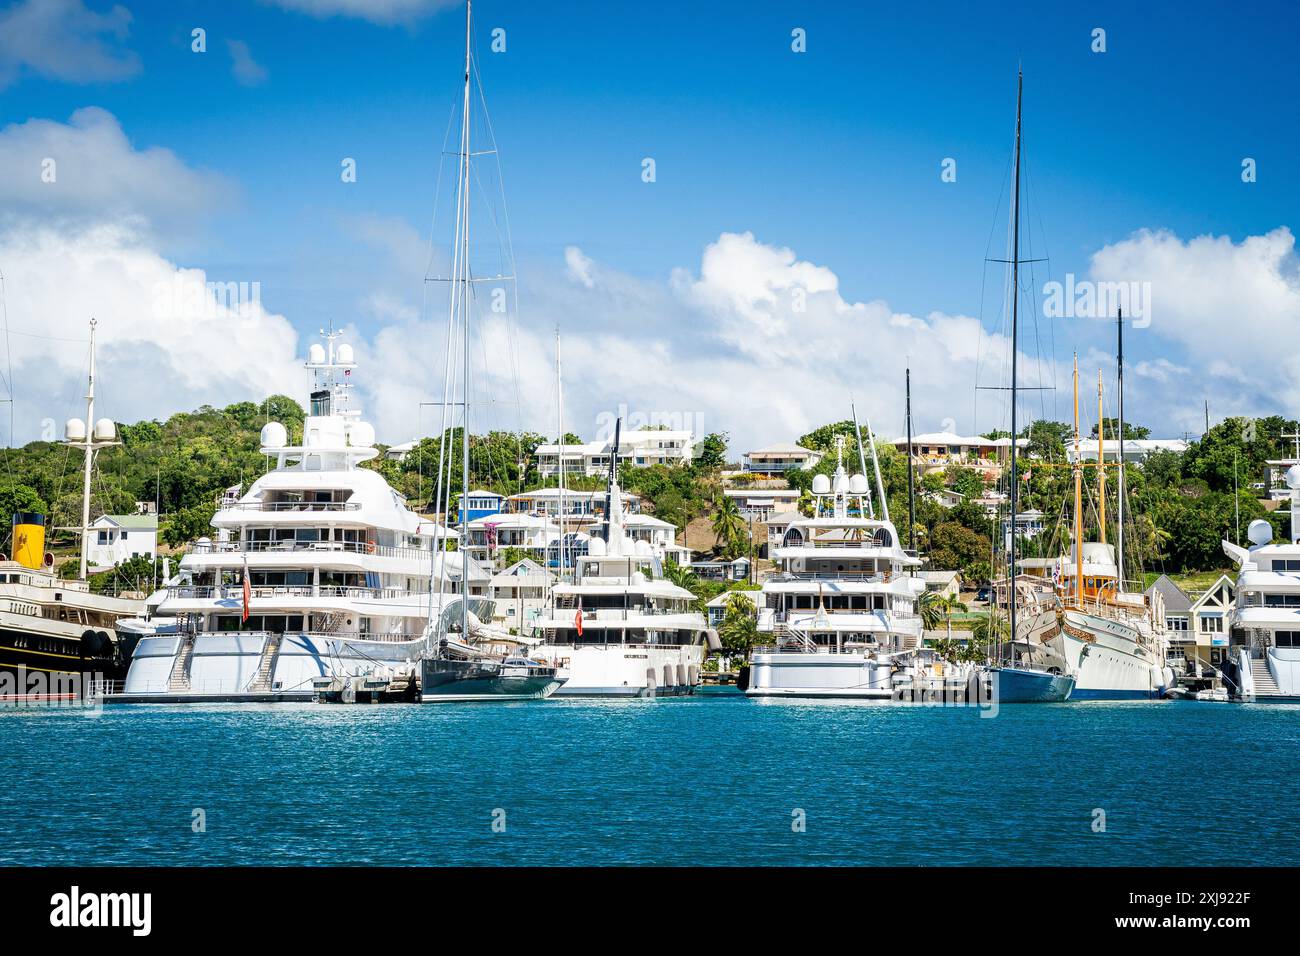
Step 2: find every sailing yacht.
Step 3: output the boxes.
[1221,478,1300,701]
[744,423,957,701]
[529,422,712,696]
[1,319,146,702]
[109,331,487,702]
[977,70,1074,703]
[1046,354,1170,699]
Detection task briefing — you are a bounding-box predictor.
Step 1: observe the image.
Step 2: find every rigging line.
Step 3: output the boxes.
[1019,148,1053,424]
[974,140,1015,435]
[1023,148,1059,422]
[469,46,529,496]
[424,101,460,282]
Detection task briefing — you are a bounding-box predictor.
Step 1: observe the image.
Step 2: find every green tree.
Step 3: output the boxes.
[710,494,749,559]
[718,591,759,657]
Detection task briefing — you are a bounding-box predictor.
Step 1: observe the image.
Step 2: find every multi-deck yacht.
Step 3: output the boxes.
[529,424,712,696]
[109,332,489,702]
[745,440,938,700]
[1221,471,1300,701]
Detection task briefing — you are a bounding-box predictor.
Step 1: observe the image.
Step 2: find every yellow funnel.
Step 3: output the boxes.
[12,513,46,570]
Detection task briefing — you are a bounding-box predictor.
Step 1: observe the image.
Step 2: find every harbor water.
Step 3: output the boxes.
[5,698,1297,866]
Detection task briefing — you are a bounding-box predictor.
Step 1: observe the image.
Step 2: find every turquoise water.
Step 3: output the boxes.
[4,698,1297,866]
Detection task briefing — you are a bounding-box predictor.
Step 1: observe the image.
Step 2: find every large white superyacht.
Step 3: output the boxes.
[529,423,713,696]
[1221,470,1300,701]
[745,436,937,700]
[109,332,487,702]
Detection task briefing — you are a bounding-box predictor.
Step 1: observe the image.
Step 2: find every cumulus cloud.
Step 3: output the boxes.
[260,0,458,26]
[0,108,232,237]
[227,39,268,87]
[0,224,301,443]
[563,247,595,288]
[355,231,1029,455]
[1089,226,1300,428]
[0,0,140,89]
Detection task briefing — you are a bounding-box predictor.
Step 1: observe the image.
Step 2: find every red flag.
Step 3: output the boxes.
[241,560,251,624]
[574,602,583,637]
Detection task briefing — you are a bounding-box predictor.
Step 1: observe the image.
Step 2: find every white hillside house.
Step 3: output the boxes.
[88,514,158,568]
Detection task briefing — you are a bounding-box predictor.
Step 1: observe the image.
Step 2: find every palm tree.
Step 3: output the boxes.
[918,591,945,632]
[936,594,968,640]
[663,559,699,591]
[711,495,748,560]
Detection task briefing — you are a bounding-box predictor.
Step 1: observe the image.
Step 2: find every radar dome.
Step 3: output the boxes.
[64,418,86,442]
[634,539,653,556]
[260,422,287,448]
[811,474,831,495]
[848,474,869,495]
[1286,465,1300,490]
[588,537,608,557]
[832,471,847,493]
[1248,518,1274,546]
[348,421,375,448]
[308,343,326,365]
[93,418,116,442]
[336,343,355,364]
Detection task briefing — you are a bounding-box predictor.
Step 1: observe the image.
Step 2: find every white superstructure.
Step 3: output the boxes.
[746,452,936,700]
[529,460,711,697]
[1222,467,1300,701]
[113,332,485,701]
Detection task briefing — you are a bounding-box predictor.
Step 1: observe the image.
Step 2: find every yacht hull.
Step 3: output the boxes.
[1056,610,1167,700]
[111,630,424,702]
[0,619,128,703]
[744,651,895,700]
[985,665,1075,703]
[420,658,563,702]
[534,643,704,697]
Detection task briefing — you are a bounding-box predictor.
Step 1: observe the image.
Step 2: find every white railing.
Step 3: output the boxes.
[768,571,895,582]
[221,501,360,513]
[193,540,435,561]
[167,585,423,601]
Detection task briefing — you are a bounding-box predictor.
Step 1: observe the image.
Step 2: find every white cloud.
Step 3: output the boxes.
[0,0,140,89]
[355,232,1029,456]
[0,224,301,443]
[1089,226,1300,429]
[564,246,595,288]
[227,39,268,87]
[260,0,458,26]
[0,108,232,237]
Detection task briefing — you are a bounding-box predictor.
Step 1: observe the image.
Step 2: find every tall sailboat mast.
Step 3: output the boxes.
[1072,355,1083,605]
[905,366,916,553]
[555,326,567,576]
[453,0,473,638]
[1116,308,1125,588]
[1007,69,1024,655]
[1097,370,1106,545]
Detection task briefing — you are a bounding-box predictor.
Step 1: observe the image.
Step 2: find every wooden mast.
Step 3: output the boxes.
[1073,355,1083,605]
[1098,369,1106,546]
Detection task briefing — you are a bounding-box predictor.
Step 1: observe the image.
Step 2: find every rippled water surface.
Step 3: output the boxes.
[5,697,1296,865]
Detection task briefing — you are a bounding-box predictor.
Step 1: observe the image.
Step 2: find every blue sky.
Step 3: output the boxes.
[1,0,1298,450]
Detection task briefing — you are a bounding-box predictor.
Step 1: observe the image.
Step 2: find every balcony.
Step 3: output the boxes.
[192,540,434,561]
[221,500,361,513]
[166,585,420,601]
